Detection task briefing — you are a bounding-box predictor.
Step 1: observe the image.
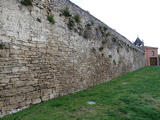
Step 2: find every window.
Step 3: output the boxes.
[152,51,155,56]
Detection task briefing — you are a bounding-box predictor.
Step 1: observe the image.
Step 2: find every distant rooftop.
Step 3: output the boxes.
[134,37,144,50]
[144,46,158,49]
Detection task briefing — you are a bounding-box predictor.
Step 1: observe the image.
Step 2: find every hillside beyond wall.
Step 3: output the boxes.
[0,0,145,117]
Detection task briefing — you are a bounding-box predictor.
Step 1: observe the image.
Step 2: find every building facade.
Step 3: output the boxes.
[145,46,159,66]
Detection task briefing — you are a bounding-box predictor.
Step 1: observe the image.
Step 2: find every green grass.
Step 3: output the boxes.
[1,67,160,120]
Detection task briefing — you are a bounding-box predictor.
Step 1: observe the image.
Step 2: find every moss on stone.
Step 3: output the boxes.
[21,0,32,6]
[68,18,75,29]
[99,46,104,51]
[47,15,55,24]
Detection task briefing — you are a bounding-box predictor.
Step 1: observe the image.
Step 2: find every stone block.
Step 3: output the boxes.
[14,81,26,87]
[41,95,50,101]
[32,98,41,104]
[12,67,19,73]
[0,101,4,108]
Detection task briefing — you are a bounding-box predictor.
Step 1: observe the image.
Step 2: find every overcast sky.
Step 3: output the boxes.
[70,0,160,53]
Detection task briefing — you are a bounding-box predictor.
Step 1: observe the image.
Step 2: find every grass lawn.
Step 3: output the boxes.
[1,67,160,120]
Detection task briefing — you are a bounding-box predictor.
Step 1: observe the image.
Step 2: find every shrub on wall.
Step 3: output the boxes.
[68,18,75,29]
[113,59,116,65]
[21,0,32,6]
[108,55,112,58]
[99,46,104,51]
[62,7,71,17]
[74,14,81,23]
[47,15,55,24]
[103,26,108,31]
[37,18,41,23]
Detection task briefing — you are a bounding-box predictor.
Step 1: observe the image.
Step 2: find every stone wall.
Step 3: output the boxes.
[0,0,145,117]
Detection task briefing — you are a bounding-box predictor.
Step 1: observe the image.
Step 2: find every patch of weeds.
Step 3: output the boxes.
[108,55,112,58]
[37,18,41,23]
[77,118,83,120]
[62,7,71,17]
[102,53,104,57]
[119,96,136,105]
[107,109,117,116]
[86,23,92,30]
[47,15,55,24]
[103,26,108,31]
[113,59,116,65]
[118,105,128,114]
[52,103,63,107]
[99,46,104,51]
[21,0,32,6]
[68,18,75,30]
[74,14,81,23]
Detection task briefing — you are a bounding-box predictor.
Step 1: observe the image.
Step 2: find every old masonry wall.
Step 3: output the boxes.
[0,0,145,117]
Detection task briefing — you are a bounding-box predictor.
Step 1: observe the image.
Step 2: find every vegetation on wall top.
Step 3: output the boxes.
[21,0,33,6]
[62,7,71,17]
[99,46,104,51]
[113,59,116,65]
[47,15,55,24]
[74,14,81,23]
[68,18,75,30]
[103,26,108,31]
[108,55,112,58]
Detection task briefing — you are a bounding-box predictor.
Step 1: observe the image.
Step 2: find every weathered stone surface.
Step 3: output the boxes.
[0,0,145,117]
[32,98,41,104]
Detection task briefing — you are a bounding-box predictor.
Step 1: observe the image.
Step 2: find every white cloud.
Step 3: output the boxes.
[70,0,160,53]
